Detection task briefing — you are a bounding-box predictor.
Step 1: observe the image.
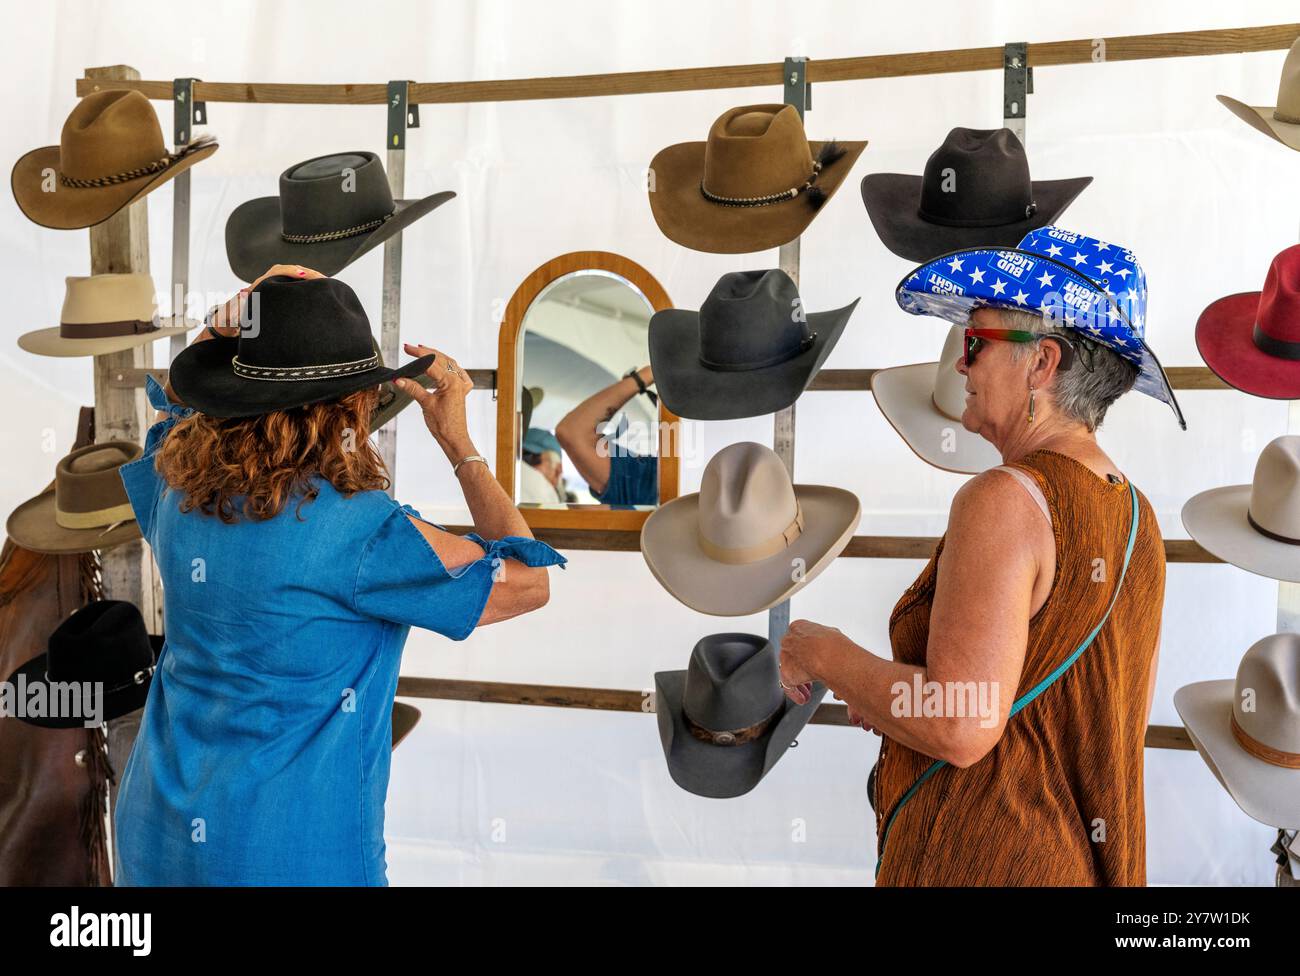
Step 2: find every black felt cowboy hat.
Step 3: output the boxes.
[861,127,1092,262]
[168,275,435,418]
[224,151,455,282]
[5,600,162,729]
[648,269,857,420]
[655,633,826,798]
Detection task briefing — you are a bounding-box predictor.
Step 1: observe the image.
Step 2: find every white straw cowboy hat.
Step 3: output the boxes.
[640,441,860,616]
[19,273,196,357]
[1181,435,1300,583]
[1174,632,1300,829]
[871,324,1002,475]
[1218,38,1300,152]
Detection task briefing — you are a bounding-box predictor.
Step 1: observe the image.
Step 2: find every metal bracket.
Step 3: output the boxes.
[1003,43,1032,140]
[387,80,418,149]
[172,78,205,145]
[783,56,811,118]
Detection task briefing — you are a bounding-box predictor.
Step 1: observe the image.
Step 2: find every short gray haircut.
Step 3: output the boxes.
[998,307,1138,432]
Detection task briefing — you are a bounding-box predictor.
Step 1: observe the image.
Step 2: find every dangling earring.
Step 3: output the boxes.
[1027,386,1036,424]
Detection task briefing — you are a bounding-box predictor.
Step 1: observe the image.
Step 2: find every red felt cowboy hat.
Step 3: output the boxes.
[1196,244,1300,400]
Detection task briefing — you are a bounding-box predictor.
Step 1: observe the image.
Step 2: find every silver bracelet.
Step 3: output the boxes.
[453,454,489,476]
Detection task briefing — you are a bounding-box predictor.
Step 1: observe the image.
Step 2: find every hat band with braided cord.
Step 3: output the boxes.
[280,210,395,244]
[699,140,847,210]
[59,135,216,189]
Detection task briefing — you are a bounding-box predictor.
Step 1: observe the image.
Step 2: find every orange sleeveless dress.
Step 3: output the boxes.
[873,449,1165,886]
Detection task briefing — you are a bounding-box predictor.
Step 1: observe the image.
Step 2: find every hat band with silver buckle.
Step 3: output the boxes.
[60,315,161,340]
[917,200,1038,228]
[1247,509,1300,546]
[1231,712,1300,769]
[280,209,395,244]
[1253,323,1300,362]
[697,504,804,564]
[231,353,380,383]
[699,332,817,372]
[45,664,156,696]
[683,700,782,747]
[59,135,215,188]
[700,161,825,209]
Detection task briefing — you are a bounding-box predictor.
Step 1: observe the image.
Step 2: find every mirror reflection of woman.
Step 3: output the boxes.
[555,366,659,506]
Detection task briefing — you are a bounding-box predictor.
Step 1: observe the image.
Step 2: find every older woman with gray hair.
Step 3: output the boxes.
[779,228,1185,886]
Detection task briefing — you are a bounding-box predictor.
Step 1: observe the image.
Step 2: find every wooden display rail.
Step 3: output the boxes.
[76,23,1299,105]
[393,676,1194,750]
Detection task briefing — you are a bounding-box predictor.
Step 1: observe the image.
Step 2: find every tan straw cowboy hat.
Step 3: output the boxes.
[19,273,197,357]
[640,441,860,616]
[648,104,866,254]
[12,90,217,230]
[1218,37,1300,152]
[1181,435,1300,583]
[7,441,143,554]
[1175,632,1300,829]
[871,324,1002,474]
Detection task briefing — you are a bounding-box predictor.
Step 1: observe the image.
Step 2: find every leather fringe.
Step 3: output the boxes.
[78,551,114,886]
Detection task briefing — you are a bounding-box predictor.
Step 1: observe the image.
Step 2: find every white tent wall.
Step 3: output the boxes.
[2,0,1295,885]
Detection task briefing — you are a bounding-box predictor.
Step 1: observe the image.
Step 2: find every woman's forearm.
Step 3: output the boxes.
[443,436,534,540]
[810,634,994,765]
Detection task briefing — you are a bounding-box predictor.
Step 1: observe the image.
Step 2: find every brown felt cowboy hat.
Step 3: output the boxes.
[1218,37,1300,152]
[648,104,866,254]
[6,441,143,554]
[12,90,218,230]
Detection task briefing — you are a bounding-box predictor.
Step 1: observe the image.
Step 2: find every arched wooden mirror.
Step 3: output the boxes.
[496,251,679,530]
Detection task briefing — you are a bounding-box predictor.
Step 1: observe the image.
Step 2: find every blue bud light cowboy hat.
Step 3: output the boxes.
[894,225,1186,429]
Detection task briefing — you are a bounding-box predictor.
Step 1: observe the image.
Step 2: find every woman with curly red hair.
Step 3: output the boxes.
[113,266,565,885]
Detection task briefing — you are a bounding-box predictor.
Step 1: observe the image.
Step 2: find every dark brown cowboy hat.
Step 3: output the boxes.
[6,441,143,555]
[12,90,218,230]
[648,104,866,254]
[224,151,454,282]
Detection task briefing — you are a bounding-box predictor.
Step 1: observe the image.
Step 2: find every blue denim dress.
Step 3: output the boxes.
[113,377,566,885]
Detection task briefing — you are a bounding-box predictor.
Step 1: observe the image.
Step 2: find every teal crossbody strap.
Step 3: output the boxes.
[874,481,1140,879]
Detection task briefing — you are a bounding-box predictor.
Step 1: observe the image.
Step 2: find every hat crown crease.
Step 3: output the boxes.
[703,104,815,199]
[59,90,166,180]
[698,443,800,558]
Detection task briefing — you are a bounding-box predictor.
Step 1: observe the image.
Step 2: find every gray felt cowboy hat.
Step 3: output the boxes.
[1181,435,1300,583]
[640,441,860,616]
[648,269,857,421]
[655,633,826,798]
[1174,632,1300,829]
[225,151,455,282]
[6,441,143,554]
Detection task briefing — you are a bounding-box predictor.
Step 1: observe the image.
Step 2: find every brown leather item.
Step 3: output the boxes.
[0,408,112,886]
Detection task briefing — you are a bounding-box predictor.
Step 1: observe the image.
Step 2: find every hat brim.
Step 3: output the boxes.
[372,370,435,431]
[11,141,218,231]
[648,300,858,420]
[1195,291,1300,400]
[648,139,867,254]
[18,315,198,358]
[6,489,141,555]
[1217,95,1300,152]
[225,190,456,283]
[870,361,1003,474]
[391,701,421,750]
[860,172,1093,263]
[654,668,826,798]
[168,335,436,419]
[1175,679,1300,829]
[5,634,162,728]
[641,485,861,616]
[895,246,1187,429]
[1181,484,1300,583]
